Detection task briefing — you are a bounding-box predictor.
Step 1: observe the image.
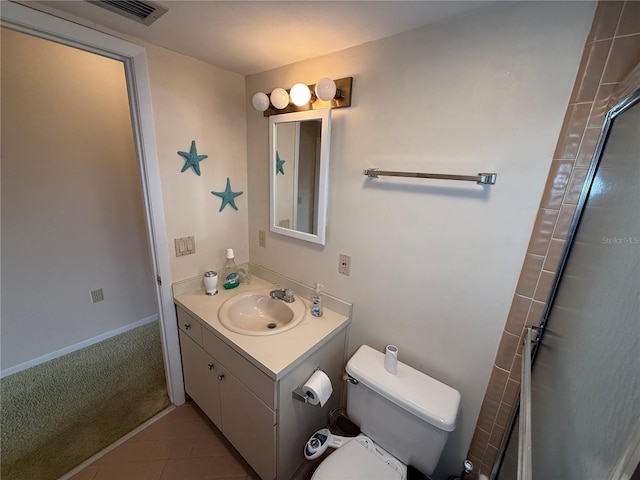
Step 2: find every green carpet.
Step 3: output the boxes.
[1,321,171,480]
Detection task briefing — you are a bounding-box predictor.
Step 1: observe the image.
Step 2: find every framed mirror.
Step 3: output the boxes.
[269,109,331,245]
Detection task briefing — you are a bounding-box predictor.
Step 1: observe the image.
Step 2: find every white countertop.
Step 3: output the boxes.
[174,276,351,380]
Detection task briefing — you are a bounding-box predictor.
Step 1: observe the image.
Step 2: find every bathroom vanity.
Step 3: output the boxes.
[174,276,351,480]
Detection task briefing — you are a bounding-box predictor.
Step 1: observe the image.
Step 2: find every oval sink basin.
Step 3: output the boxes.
[218,288,306,335]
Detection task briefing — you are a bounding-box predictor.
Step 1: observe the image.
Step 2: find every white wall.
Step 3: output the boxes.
[246,2,595,477]
[1,28,157,369]
[144,46,249,282]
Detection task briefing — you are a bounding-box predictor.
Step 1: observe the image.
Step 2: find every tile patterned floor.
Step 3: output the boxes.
[69,401,260,480]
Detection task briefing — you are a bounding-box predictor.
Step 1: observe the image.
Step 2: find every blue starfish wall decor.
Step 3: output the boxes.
[276,151,285,175]
[212,177,243,212]
[177,140,208,176]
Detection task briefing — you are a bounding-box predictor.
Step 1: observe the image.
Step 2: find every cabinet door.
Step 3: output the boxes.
[220,367,276,480]
[179,331,222,428]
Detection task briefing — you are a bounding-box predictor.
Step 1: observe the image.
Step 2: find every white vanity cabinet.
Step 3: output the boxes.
[176,303,348,480]
[178,307,276,479]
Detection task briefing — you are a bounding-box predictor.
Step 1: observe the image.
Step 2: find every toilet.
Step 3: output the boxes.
[306,345,461,479]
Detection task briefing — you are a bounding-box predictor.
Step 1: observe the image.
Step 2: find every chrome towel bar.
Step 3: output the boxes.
[363,168,497,185]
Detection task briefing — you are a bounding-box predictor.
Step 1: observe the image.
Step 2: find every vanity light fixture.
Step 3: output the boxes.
[252,77,352,116]
[270,87,290,110]
[290,83,312,107]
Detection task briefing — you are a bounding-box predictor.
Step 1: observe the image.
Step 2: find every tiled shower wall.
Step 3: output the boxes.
[466,2,640,477]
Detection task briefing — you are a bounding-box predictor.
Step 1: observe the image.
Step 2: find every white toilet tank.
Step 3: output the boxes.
[345,345,461,476]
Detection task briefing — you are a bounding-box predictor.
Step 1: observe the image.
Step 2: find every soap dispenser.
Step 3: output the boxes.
[311,283,323,317]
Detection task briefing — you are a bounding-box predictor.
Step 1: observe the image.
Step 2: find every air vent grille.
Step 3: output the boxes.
[87,1,168,26]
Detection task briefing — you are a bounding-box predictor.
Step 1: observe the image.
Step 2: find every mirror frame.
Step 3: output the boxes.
[269,109,331,245]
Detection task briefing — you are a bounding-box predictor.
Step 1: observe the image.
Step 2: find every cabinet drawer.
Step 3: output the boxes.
[177,307,203,346]
[203,329,276,410]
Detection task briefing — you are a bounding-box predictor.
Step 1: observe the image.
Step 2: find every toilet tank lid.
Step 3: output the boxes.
[346,345,461,432]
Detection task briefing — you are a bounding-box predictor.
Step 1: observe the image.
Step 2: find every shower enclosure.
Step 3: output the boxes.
[495,67,640,479]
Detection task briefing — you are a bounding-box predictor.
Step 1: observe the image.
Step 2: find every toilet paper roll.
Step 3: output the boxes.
[384,345,398,375]
[302,370,333,406]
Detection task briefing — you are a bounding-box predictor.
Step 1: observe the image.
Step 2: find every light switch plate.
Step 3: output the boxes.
[175,236,196,256]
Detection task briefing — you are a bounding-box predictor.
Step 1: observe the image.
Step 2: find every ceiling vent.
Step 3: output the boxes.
[87,1,168,26]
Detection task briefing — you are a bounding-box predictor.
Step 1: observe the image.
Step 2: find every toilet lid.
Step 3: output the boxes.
[311,437,403,480]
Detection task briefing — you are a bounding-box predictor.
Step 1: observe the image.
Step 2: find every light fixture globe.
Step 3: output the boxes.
[290,83,311,107]
[251,92,269,112]
[315,77,337,101]
[270,87,289,109]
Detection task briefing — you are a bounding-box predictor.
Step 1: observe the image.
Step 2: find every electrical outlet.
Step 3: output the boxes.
[339,254,351,276]
[258,230,266,247]
[90,288,104,303]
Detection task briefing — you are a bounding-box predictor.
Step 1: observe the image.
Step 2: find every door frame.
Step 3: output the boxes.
[1,2,185,404]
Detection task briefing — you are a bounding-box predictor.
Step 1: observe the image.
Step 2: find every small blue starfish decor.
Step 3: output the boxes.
[276,151,285,175]
[177,140,208,176]
[212,177,243,212]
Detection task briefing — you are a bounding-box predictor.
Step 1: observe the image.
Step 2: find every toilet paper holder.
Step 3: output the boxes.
[292,386,311,403]
[292,368,327,404]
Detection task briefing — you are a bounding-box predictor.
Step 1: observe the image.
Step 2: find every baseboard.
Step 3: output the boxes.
[1,314,159,378]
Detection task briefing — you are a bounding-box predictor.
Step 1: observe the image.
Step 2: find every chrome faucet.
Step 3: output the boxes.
[270,286,295,303]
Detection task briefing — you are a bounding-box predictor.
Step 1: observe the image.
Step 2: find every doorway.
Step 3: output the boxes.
[1,3,184,478]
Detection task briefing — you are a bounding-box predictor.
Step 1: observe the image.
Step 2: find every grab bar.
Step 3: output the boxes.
[363,168,497,185]
[518,326,537,480]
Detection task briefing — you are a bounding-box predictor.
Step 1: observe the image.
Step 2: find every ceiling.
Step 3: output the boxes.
[18,0,496,75]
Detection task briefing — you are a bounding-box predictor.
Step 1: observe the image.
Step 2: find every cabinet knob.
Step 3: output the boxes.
[184,323,191,330]
[207,363,214,370]
[218,374,225,381]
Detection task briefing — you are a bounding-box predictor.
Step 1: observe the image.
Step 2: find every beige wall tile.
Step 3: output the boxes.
[495,401,514,428]
[563,167,590,204]
[553,103,593,159]
[527,208,560,256]
[539,160,575,209]
[587,1,624,42]
[617,2,640,36]
[576,126,603,167]
[489,425,506,448]
[533,270,556,303]
[588,83,618,128]
[476,398,500,433]
[602,34,640,84]
[543,238,567,273]
[503,379,520,406]
[527,300,547,327]
[570,39,613,103]
[485,366,510,404]
[505,294,533,336]
[468,427,490,460]
[495,332,520,371]
[553,203,578,239]
[515,254,545,297]
[482,445,499,475]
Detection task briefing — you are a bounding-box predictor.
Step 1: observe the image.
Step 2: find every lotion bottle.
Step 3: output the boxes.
[311,283,323,317]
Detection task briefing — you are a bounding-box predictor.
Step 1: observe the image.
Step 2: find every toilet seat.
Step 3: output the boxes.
[311,435,405,480]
